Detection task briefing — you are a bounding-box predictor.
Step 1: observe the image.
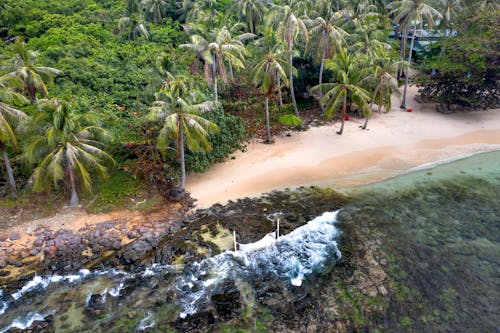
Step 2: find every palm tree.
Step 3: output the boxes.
[126,0,140,14]
[231,0,268,34]
[472,0,500,11]
[118,0,149,40]
[176,0,218,24]
[388,0,441,109]
[252,41,290,143]
[351,19,391,60]
[141,0,167,24]
[118,15,149,40]
[1,39,61,103]
[437,0,463,27]
[148,77,219,190]
[305,12,347,112]
[25,99,114,206]
[181,26,249,102]
[214,24,255,81]
[0,76,29,198]
[267,4,309,118]
[347,0,380,21]
[312,50,370,135]
[435,0,463,57]
[362,53,402,129]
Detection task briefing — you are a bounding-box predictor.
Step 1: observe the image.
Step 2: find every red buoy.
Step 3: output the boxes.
[345,115,350,120]
[407,108,413,112]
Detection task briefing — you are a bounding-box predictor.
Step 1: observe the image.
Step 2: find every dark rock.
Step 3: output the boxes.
[127,231,138,239]
[33,238,44,247]
[84,294,106,317]
[211,279,241,318]
[29,249,40,256]
[170,187,186,201]
[8,259,23,267]
[44,245,58,257]
[8,232,20,241]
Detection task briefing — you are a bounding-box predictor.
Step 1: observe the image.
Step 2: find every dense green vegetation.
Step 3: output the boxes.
[0,0,497,206]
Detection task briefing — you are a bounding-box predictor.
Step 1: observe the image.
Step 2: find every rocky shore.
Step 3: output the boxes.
[0,200,192,290]
[2,188,418,333]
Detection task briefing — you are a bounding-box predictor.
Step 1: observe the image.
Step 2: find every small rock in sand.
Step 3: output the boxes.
[9,232,21,241]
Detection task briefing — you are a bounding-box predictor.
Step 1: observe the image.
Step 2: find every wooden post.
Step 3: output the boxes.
[233,231,237,251]
[276,218,280,240]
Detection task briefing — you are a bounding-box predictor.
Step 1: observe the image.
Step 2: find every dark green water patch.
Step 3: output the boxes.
[343,152,500,332]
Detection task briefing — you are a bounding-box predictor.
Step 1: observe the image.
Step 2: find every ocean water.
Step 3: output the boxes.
[0,151,499,332]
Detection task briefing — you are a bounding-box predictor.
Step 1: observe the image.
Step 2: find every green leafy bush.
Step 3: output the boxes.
[185,109,246,173]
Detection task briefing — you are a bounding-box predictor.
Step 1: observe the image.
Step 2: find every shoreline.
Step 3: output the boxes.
[1,85,499,286]
[186,86,500,208]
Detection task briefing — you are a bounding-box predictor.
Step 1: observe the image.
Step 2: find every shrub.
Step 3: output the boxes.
[185,109,246,173]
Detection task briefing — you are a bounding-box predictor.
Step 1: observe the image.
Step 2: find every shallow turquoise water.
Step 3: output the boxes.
[1,151,499,332]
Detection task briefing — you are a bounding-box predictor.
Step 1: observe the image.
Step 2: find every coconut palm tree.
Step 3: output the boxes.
[118,0,149,40]
[351,18,391,60]
[434,0,463,56]
[348,0,380,20]
[118,14,150,40]
[0,76,29,198]
[231,0,268,34]
[141,0,168,24]
[181,26,249,102]
[215,24,255,81]
[252,39,290,143]
[312,50,370,135]
[1,39,61,103]
[176,0,218,24]
[472,0,499,11]
[267,4,309,118]
[387,0,442,109]
[305,12,347,112]
[362,52,403,129]
[25,99,114,206]
[148,77,219,190]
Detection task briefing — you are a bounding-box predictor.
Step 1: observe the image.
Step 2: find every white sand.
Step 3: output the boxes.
[186,86,500,208]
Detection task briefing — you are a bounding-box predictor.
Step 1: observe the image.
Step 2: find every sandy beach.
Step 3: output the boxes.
[186,86,500,208]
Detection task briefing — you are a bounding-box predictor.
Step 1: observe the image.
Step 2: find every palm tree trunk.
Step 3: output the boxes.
[265,96,272,143]
[319,32,327,113]
[68,166,79,206]
[397,25,405,80]
[1,142,17,198]
[337,93,346,135]
[249,7,254,34]
[229,62,234,81]
[288,46,299,117]
[212,54,218,102]
[439,22,448,56]
[277,74,283,108]
[362,112,369,130]
[26,78,38,103]
[401,24,416,110]
[204,61,211,83]
[179,128,186,190]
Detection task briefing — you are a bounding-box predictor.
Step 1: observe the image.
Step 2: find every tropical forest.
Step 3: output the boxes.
[0,0,499,332]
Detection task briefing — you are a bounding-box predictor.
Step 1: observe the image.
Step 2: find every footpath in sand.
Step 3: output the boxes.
[186,86,500,208]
